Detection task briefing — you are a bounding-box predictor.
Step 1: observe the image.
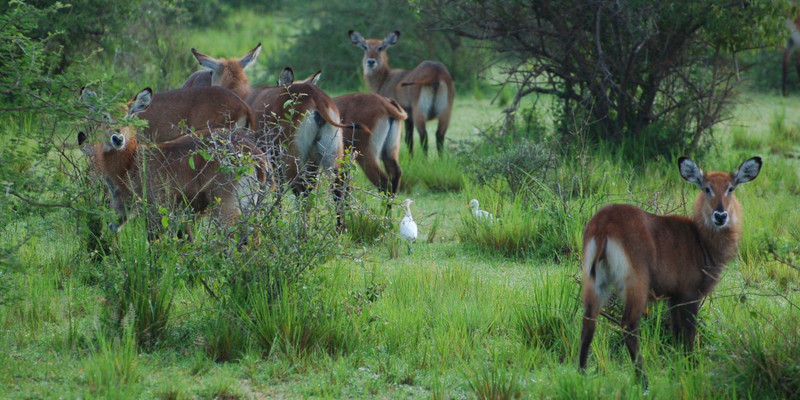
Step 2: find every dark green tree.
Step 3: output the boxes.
[414,0,792,155]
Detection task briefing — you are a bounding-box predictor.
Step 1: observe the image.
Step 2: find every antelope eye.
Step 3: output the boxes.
[727,186,734,193]
[377,46,384,51]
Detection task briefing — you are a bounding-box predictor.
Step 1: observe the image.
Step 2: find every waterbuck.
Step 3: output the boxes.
[579,156,762,387]
[348,30,454,156]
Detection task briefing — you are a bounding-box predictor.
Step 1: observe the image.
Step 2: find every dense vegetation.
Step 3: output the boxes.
[1,0,799,398]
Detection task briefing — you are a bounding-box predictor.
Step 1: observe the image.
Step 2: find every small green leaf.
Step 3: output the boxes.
[161,216,169,228]
[199,150,212,161]
[188,155,195,170]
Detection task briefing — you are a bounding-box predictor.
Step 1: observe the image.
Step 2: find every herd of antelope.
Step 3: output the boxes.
[77,29,764,389]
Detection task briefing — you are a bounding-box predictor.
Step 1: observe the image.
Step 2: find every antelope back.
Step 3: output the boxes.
[134,87,255,142]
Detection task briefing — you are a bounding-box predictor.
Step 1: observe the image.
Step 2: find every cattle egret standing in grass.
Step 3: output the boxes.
[469,199,494,221]
[400,198,418,254]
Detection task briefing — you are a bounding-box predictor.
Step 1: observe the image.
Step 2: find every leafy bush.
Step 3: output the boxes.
[416,0,793,156]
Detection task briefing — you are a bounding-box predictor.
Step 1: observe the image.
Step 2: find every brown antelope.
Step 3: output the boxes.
[783,14,800,96]
[189,46,345,203]
[335,93,407,196]
[278,68,408,197]
[78,87,269,236]
[130,86,256,143]
[578,156,762,387]
[277,69,406,196]
[348,30,454,156]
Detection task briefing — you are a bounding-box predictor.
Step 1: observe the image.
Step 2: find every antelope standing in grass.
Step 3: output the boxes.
[348,30,454,156]
[783,14,800,96]
[79,87,269,236]
[579,156,762,388]
[189,46,345,198]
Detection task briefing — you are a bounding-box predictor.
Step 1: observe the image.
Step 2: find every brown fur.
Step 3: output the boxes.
[80,122,269,236]
[189,47,345,203]
[181,70,212,88]
[135,87,256,143]
[349,30,455,156]
[335,93,407,196]
[578,157,762,387]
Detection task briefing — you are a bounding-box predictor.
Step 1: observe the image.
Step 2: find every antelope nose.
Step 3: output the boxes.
[713,210,728,226]
[111,134,124,148]
[366,58,376,67]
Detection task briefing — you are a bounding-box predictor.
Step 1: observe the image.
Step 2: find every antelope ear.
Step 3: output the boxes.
[78,131,94,157]
[307,70,321,86]
[349,30,366,48]
[678,157,704,187]
[733,156,762,186]
[383,31,400,48]
[240,43,261,70]
[278,67,294,86]
[191,48,222,72]
[128,88,152,116]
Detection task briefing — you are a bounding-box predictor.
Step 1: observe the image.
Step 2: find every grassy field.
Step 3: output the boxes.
[2,8,800,400]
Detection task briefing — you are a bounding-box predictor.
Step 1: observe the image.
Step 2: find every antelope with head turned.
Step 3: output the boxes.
[79,87,269,237]
[188,45,346,207]
[348,30,454,156]
[578,156,762,388]
[81,86,255,143]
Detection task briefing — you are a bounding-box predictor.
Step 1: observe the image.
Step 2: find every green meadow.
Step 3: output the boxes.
[1,4,799,400]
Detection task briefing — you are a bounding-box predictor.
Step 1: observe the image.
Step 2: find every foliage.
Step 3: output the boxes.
[400,151,465,193]
[415,0,793,157]
[83,324,141,397]
[0,0,227,74]
[100,224,177,349]
[464,362,523,400]
[466,134,553,196]
[513,274,579,358]
[715,305,800,398]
